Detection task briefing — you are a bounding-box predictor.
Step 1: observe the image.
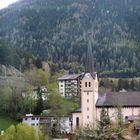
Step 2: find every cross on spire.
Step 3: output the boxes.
[85,41,94,73]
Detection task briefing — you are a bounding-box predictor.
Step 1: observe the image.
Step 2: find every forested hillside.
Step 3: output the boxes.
[0,0,140,75]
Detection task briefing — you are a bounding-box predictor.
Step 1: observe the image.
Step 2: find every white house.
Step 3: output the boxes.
[22,114,72,133]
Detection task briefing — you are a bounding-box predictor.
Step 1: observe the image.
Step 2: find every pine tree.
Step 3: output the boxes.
[35,86,43,115]
[99,108,110,133]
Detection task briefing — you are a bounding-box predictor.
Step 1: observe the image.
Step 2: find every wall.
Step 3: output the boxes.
[81,73,98,127]
[96,107,140,122]
[59,80,65,96]
[72,112,82,131]
[22,117,40,126]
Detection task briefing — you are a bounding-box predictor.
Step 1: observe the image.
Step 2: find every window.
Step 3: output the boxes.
[61,85,63,87]
[87,115,89,119]
[76,117,79,128]
[32,117,35,120]
[89,82,91,87]
[85,82,87,87]
[87,99,89,103]
[25,118,27,120]
[87,107,89,111]
[87,92,89,95]
[125,116,128,123]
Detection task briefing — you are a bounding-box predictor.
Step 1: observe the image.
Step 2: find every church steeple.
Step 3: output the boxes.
[85,41,94,73]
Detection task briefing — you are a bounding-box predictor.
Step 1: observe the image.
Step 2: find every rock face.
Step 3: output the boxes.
[0,64,24,77]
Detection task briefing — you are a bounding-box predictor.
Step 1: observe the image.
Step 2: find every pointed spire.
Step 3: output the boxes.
[85,41,94,73]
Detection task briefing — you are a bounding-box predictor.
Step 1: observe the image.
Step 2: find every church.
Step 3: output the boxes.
[71,42,140,131]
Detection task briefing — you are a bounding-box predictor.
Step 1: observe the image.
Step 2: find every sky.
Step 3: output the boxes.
[0,0,19,9]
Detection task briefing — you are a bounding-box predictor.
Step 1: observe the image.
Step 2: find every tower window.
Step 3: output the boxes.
[89,82,91,87]
[87,99,89,103]
[87,115,89,119]
[87,107,89,111]
[85,82,87,87]
[76,117,79,128]
[87,92,89,95]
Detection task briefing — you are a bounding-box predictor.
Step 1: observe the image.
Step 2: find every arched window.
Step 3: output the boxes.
[89,82,91,87]
[85,82,87,87]
[76,117,79,128]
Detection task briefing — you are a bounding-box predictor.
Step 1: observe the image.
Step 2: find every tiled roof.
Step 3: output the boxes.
[96,92,140,107]
[58,74,81,80]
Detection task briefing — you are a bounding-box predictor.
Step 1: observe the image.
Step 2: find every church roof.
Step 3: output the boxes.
[85,41,94,73]
[96,92,140,107]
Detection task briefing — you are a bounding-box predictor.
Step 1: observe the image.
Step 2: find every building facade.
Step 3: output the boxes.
[58,74,81,98]
[72,41,140,131]
[22,114,72,133]
[72,71,140,131]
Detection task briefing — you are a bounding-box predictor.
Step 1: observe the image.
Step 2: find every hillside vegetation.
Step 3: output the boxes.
[0,0,140,75]
[0,115,17,131]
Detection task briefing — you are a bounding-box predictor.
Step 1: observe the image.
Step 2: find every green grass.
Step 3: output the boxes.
[0,115,17,131]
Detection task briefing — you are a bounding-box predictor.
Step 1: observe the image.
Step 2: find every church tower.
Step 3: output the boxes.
[81,41,98,128]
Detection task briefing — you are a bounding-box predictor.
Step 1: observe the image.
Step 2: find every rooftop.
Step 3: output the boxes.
[96,92,140,107]
[58,74,81,80]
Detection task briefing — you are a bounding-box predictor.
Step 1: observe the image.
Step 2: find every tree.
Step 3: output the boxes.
[116,105,123,128]
[35,86,43,115]
[99,108,110,132]
[0,123,48,140]
[74,105,126,140]
[47,92,78,116]
[117,78,123,91]
[25,68,49,86]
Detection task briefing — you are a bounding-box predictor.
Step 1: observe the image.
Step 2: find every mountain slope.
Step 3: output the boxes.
[0,0,140,73]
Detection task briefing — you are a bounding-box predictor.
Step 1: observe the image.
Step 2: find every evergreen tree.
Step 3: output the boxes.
[35,86,43,115]
[99,108,110,132]
[116,105,124,128]
[99,108,110,128]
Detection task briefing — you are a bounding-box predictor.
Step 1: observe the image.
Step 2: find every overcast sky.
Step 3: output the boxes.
[0,0,19,9]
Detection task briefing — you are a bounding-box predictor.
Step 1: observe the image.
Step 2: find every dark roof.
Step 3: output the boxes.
[85,41,94,73]
[22,115,68,118]
[22,115,48,119]
[73,108,81,113]
[96,92,140,107]
[58,74,81,80]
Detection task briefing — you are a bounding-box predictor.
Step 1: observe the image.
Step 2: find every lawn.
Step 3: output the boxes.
[0,115,17,131]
